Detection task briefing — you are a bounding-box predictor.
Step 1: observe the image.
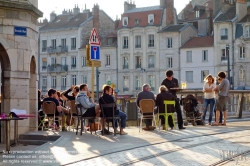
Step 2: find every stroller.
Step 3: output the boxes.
[180,94,204,126]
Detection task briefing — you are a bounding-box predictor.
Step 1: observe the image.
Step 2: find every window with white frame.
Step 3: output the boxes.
[82,56,86,67]
[82,75,87,83]
[221,28,228,40]
[221,49,228,61]
[42,76,47,86]
[52,76,57,88]
[123,36,128,49]
[42,40,47,52]
[51,57,56,65]
[148,14,154,24]
[61,38,66,47]
[195,10,199,18]
[135,76,141,90]
[245,25,250,37]
[239,69,245,82]
[106,55,110,66]
[186,71,193,82]
[123,17,128,26]
[135,56,141,68]
[167,57,173,68]
[167,38,172,48]
[61,75,67,87]
[239,47,245,59]
[201,70,209,82]
[123,57,129,69]
[186,51,192,62]
[148,35,154,47]
[51,39,56,49]
[71,37,76,50]
[148,75,155,91]
[123,76,129,92]
[202,50,208,61]
[135,36,141,48]
[72,75,77,85]
[135,19,140,26]
[148,55,155,68]
[71,56,76,69]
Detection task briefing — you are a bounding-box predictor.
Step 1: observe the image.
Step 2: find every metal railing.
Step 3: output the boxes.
[151,87,155,91]
[243,33,250,39]
[71,46,76,50]
[42,86,47,92]
[123,87,129,92]
[148,43,154,47]
[47,64,68,72]
[123,64,129,69]
[42,66,47,71]
[135,87,141,90]
[221,56,228,61]
[135,45,141,48]
[47,46,68,54]
[61,86,67,90]
[123,45,128,49]
[135,64,141,69]
[221,35,228,40]
[42,48,47,52]
[71,64,76,69]
[148,63,155,68]
[176,90,250,118]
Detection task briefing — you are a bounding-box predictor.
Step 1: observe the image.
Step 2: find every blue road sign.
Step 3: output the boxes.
[14,26,27,36]
[90,45,100,60]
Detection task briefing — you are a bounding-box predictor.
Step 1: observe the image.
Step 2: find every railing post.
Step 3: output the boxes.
[236,93,244,118]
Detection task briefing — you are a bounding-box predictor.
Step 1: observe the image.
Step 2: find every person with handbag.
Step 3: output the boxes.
[99,85,127,135]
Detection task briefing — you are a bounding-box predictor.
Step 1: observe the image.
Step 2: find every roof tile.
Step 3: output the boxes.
[181,36,214,48]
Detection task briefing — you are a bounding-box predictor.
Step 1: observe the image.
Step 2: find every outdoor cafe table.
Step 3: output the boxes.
[0,117,25,153]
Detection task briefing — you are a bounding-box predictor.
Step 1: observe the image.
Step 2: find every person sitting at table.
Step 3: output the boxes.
[156,85,178,130]
[99,85,127,135]
[43,89,67,131]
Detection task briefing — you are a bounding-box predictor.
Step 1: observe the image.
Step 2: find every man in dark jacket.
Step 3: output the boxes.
[161,70,186,130]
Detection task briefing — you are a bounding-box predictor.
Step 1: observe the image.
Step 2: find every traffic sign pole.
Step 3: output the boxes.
[91,60,94,100]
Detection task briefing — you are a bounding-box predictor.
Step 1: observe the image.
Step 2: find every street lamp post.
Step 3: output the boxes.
[226,44,230,88]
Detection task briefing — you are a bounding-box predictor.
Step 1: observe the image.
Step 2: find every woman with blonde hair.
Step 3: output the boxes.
[202,74,216,125]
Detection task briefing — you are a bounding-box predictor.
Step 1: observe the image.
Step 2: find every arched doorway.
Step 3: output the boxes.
[0,43,11,142]
[29,56,37,131]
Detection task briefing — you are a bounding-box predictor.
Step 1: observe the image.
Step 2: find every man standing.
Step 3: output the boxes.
[212,71,230,126]
[136,84,156,131]
[161,70,186,130]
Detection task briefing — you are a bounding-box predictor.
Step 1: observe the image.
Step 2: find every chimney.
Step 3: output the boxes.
[160,0,166,7]
[93,4,100,32]
[166,0,174,26]
[50,12,56,22]
[43,18,48,24]
[221,0,233,12]
[73,4,80,16]
[114,16,120,30]
[62,9,68,15]
[236,0,247,21]
[124,0,136,12]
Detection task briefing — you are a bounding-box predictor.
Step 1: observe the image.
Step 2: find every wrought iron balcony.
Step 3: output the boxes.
[71,64,76,69]
[123,45,128,49]
[221,35,228,40]
[42,48,47,52]
[47,46,68,54]
[123,64,129,69]
[71,46,76,50]
[135,44,141,48]
[123,87,129,92]
[148,43,154,47]
[221,56,228,61]
[42,66,47,71]
[148,63,155,68]
[47,64,68,73]
[135,64,141,69]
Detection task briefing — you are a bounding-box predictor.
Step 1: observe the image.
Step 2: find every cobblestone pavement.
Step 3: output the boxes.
[1,119,250,166]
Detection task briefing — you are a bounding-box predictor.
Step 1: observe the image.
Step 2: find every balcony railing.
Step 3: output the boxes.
[221,56,228,61]
[42,48,47,52]
[71,46,76,50]
[47,64,68,73]
[47,46,68,54]
[123,45,128,49]
[135,87,141,90]
[123,64,129,69]
[135,44,141,48]
[71,64,76,69]
[135,64,141,69]
[148,43,154,47]
[148,63,155,68]
[42,86,47,92]
[42,66,47,71]
[123,87,129,92]
[221,35,228,40]
[243,33,250,39]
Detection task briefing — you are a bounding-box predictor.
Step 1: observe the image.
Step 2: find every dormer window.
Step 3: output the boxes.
[148,14,154,25]
[195,10,199,18]
[123,17,128,26]
[135,19,140,26]
[244,25,250,38]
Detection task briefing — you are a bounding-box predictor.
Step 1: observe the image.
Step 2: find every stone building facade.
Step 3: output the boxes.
[0,0,42,142]
[39,5,116,94]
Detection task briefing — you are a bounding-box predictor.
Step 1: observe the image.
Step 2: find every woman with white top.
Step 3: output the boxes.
[203,74,216,125]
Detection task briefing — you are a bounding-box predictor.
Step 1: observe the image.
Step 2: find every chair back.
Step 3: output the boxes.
[69,100,77,114]
[42,101,56,115]
[100,103,116,118]
[75,104,83,116]
[164,100,175,113]
[139,99,155,114]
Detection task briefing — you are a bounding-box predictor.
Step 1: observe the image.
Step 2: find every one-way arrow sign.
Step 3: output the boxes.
[89,28,101,45]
